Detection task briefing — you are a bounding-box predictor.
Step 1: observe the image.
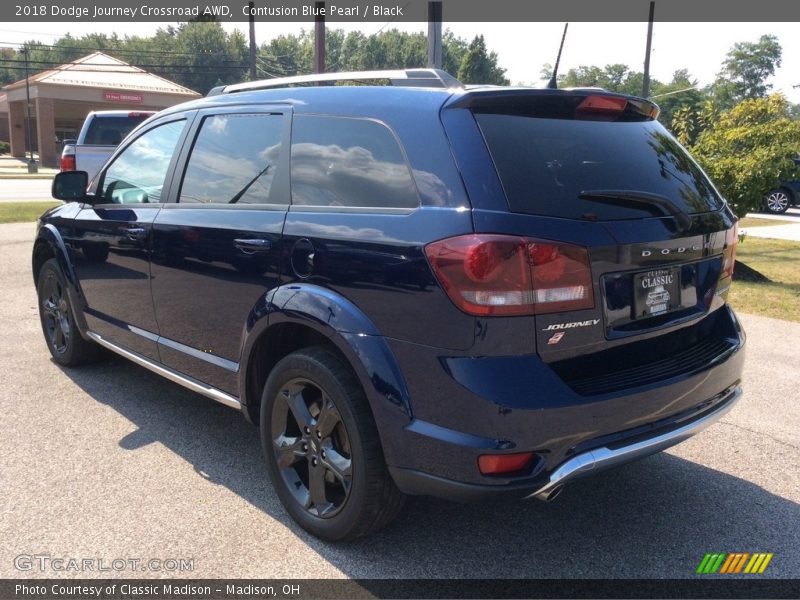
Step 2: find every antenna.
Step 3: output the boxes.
[547,23,569,90]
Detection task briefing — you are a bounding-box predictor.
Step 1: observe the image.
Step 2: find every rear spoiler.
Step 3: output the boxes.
[446,88,660,120]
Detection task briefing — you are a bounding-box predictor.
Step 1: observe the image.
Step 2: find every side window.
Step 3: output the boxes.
[179,113,283,205]
[290,115,419,209]
[100,120,185,205]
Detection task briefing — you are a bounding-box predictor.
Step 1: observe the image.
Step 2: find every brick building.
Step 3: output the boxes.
[1,52,200,167]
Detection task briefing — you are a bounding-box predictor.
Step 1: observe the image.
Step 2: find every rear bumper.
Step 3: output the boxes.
[390,385,741,501]
[383,304,745,498]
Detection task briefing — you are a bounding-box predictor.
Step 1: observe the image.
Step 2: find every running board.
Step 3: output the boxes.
[86,331,242,410]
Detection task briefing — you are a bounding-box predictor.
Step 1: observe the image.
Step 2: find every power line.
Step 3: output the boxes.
[0,57,247,70]
[650,85,699,99]
[0,37,234,57]
[0,66,244,77]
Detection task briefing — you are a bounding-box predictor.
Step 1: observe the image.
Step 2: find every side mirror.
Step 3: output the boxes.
[52,171,89,202]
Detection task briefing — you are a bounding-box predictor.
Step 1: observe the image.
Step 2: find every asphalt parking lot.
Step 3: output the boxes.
[1,220,798,580]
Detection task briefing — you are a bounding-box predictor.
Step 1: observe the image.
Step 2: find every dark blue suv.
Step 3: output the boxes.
[34,69,745,541]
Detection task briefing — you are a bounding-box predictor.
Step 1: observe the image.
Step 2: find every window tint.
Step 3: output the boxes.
[179,113,283,205]
[474,113,723,220]
[84,115,150,145]
[290,115,418,209]
[100,120,185,205]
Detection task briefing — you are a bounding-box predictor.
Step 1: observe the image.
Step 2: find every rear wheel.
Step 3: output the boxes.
[764,189,791,214]
[37,258,103,366]
[260,347,404,541]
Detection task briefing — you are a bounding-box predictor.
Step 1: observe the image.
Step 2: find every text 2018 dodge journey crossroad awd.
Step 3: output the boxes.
[34,69,744,541]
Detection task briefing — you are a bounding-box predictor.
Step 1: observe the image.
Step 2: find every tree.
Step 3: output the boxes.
[256,28,496,83]
[457,35,509,85]
[711,34,782,109]
[691,94,800,217]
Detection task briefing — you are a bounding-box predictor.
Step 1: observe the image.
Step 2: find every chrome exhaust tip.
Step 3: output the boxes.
[533,484,564,502]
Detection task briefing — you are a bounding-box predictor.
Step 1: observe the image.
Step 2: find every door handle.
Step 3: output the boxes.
[122,226,148,241]
[234,238,272,254]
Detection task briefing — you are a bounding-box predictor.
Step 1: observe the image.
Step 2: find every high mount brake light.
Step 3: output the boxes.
[424,234,594,317]
[576,95,628,114]
[575,95,660,120]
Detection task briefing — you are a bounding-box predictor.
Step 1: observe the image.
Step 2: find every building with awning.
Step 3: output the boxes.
[2,52,201,167]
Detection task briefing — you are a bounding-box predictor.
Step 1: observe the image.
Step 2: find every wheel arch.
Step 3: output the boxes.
[238,283,413,467]
[33,225,90,337]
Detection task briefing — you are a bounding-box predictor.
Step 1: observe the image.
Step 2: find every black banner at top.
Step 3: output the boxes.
[5,0,800,22]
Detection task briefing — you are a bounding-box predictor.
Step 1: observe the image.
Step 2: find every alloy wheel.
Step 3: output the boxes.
[271,378,353,518]
[41,272,71,355]
[766,190,790,213]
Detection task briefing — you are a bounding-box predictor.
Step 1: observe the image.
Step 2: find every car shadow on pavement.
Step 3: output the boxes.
[62,356,800,579]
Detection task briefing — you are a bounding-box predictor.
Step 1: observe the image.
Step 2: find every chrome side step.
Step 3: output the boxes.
[86,331,242,410]
[528,387,742,501]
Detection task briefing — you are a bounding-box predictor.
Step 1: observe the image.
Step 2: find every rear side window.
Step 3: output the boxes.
[179,113,283,205]
[474,113,723,220]
[290,115,418,209]
[84,115,150,145]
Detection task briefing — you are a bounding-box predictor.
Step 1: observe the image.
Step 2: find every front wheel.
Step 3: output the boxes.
[764,189,791,214]
[260,347,404,541]
[37,258,103,366]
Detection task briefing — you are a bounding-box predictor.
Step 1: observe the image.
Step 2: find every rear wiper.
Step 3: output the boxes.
[578,189,693,232]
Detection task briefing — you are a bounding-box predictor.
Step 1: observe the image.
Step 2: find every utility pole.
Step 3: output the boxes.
[642,1,655,98]
[427,1,442,69]
[21,45,37,173]
[314,1,325,73]
[248,1,257,80]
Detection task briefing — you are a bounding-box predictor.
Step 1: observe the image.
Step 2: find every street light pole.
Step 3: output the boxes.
[21,45,37,173]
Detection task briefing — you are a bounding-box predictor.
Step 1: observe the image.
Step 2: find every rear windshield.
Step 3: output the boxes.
[84,115,150,146]
[474,112,723,220]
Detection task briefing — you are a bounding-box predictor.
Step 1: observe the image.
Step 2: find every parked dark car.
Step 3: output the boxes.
[34,69,745,541]
[764,157,800,214]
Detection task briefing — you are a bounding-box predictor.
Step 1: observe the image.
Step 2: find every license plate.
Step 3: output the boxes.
[633,268,681,319]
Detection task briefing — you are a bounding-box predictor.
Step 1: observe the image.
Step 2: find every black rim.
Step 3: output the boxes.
[271,377,353,518]
[41,271,70,355]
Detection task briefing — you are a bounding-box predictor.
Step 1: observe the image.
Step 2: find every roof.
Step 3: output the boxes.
[157,84,455,121]
[2,52,200,96]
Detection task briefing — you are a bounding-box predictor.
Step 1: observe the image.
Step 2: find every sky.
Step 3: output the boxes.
[2,21,798,102]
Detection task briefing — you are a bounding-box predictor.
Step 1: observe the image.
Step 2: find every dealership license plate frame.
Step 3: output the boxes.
[633,267,682,319]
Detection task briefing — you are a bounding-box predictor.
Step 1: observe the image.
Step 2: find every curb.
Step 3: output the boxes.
[0,174,56,180]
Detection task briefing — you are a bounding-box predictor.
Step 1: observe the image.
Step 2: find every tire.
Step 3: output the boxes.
[37,258,103,366]
[260,347,405,541]
[764,189,791,214]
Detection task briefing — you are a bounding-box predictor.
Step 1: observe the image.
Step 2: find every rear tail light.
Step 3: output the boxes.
[478,452,535,475]
[60,153,75,172]
[722,222,739,278]
[128,111,155,118]
[424,234,594,316]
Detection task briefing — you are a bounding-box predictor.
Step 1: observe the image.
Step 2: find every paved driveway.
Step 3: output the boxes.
[0,178,55,202]
[1,222,798,579]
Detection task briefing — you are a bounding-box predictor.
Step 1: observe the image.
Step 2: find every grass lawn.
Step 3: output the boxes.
[730,237,800,322]
[739,217,796,228]
[0,201,61,224]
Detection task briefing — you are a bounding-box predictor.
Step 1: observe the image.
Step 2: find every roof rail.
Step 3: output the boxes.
[207,69,462,96]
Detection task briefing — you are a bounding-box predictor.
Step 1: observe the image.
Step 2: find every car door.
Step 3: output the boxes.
[65,116,192,359]
[149,106,290,394]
